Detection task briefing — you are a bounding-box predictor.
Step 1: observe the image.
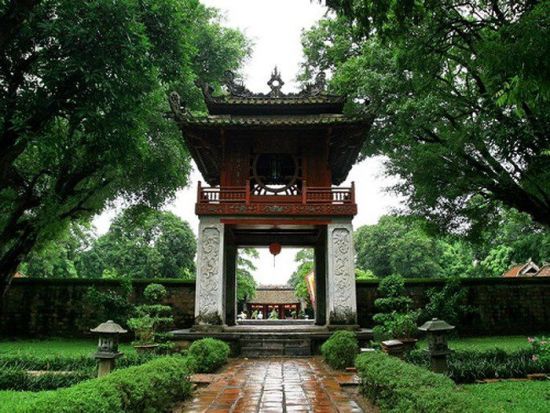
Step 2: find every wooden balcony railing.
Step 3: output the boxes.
[196,181,357,216]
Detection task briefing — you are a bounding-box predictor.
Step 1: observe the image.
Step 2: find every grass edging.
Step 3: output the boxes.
[355,352,475,412]
[3,355,195,413]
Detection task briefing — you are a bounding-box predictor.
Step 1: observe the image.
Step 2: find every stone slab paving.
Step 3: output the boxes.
[176,357,363,413]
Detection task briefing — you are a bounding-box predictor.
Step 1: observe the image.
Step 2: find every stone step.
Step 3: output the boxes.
[241,346,311,357]
[241,347,285,357]
[239,336,312,357]
[240,339,309,348]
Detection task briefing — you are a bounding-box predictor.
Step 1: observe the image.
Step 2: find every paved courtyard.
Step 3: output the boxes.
[176,357,365,413]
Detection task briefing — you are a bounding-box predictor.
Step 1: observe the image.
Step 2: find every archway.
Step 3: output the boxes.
[222,224,328,327]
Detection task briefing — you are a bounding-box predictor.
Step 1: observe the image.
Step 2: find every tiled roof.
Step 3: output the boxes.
[206,96,346,105]
[502,260,540,277]
[502,264,524,277]
[177,114,365,127]
[536,264,550,277]
[249,288,300,304]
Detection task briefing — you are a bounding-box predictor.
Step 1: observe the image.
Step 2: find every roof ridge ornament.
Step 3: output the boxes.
[217,68,329,99]
[223,70,253,97]
[267,66,285,97]
[301,72,327,96]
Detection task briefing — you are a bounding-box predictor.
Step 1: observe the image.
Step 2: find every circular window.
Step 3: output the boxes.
[253,153,299,193]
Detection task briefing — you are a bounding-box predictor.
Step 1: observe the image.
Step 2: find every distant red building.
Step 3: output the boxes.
[248,286,301,319]
[501,260,550,277]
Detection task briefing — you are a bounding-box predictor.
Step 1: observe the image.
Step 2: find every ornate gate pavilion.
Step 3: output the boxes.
[169,69,372,348]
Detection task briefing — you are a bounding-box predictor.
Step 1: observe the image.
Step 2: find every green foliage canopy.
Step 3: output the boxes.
[236,248,258,302]
[354,210,548,278]
[354,215,446,278]
[20,207,197,279]
[287,249,314,301]
[304,1,550,229]
[0,0,248,294]
[81,207,196,279]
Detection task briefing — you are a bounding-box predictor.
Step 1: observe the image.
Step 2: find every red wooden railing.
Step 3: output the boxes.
[197,181,355,206]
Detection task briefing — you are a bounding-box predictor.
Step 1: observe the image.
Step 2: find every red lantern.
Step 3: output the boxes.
[269,242,281,256]
[269,242,281,267]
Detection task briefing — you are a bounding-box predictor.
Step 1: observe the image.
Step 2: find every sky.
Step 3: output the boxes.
[94,0,403,285]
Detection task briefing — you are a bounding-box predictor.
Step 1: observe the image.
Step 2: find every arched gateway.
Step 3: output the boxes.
[169,69,372,354]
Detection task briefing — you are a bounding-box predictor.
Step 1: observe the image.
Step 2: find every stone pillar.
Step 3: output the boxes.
[326,220,358,327]
[314,230,327,326]
[224,235,237,327]
[194,217,225,329]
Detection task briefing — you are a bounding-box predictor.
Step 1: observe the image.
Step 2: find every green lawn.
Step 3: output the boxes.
[418,335,532,352]
[0,338,136,357]
[462,381,550,412]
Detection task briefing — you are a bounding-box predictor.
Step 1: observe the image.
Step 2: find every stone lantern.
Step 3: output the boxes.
[418,318,455,374]
[90,320,127,377]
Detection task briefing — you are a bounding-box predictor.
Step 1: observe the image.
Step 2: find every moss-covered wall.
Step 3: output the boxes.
[356,277,550,335]
[1,277,548,337]
[0,278,195,338]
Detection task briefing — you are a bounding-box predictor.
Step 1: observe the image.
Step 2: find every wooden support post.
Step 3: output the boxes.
[197,181,202,203]
[245,179,250,205]
[351,181,355,204]
[302,179,307,204]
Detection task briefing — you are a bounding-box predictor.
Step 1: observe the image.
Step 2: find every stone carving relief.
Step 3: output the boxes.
[198,227,221,316]
[331,228,354,316]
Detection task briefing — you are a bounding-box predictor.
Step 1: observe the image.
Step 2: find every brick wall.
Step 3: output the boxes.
[0,278,195,338]
[357,277,550,335]
[1,277,548,338]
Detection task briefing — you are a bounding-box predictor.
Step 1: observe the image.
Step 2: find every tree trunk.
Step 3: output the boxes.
[0,229,37,299]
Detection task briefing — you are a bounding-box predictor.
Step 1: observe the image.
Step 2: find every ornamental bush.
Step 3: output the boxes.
[8,355,195,413]
[188,338,230,373]
[128,283,174,348]
[530,336,550,364]
[373,275,419,341]
[321,331,359,370]
[355,351,476,412]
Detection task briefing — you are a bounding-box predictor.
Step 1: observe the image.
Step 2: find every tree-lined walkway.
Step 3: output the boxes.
[176,358,365,413]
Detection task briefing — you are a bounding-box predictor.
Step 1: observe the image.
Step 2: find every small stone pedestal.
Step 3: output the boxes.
[381,339,406,359]
[97,356,117,378]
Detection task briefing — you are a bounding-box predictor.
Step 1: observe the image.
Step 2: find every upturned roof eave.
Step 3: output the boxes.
[173,114,370,128]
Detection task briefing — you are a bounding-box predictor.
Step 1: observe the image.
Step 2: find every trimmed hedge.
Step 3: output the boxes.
[188,338,230,373]
[321,331,359,369]
[0,352,155,372]
[406,348,550,383]
[355,352,476,413]
[0,367,92,391]
[4,355,195,413]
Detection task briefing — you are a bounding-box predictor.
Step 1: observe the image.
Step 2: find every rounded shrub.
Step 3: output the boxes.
[143,283,167,303]
[188,338,230,373]
[321,330,359,369]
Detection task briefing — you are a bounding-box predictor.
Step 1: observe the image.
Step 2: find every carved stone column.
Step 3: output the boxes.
[194,218,225,329]
[326,220,358,327]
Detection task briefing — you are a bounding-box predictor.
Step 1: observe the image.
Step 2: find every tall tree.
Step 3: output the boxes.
[304,1,549,229]
[0,0,248,295]
[287,249,314,303]
[78,207,196,279]
[236,248,258,302]
[354,215,444,278]
[18,222,95,278]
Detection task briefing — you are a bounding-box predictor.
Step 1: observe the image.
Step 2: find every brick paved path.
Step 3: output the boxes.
[177,358,363,413]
